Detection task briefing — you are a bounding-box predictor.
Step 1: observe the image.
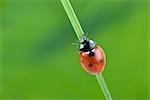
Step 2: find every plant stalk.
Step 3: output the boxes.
[60,0,112,99]
[60,0,84,41]
[96,74,112,100]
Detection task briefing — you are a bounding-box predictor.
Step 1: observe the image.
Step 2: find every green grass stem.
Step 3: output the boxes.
[96,74,112,100]
[60,0,112,99]
[60,0,84,40]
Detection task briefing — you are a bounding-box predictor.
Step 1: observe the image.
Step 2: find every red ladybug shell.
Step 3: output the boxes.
[80,46,106,75]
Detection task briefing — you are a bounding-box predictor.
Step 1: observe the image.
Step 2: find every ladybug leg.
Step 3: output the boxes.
[73,40,79,43]
[72,42,80,53]
[72,40,80,48]
[72,43,79,49]
[75,40,79,43]
[76,51,80,54]
[72,42,79,46]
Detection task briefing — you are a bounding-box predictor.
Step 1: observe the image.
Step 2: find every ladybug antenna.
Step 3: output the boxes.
[85,32,89,37]
[81,32,89,40]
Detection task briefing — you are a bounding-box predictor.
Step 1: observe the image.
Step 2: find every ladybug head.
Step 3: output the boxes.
[79,37,96,52]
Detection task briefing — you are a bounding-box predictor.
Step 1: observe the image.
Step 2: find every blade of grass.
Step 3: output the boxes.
[96,74,112,100]
[60,0,84,40]
[60,0,112,99]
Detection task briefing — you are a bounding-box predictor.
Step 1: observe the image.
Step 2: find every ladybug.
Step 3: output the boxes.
[79,37,106,75]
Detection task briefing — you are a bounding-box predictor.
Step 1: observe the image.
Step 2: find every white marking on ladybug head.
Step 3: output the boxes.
[86,51,90,54]
[80,44,84,49]
[81,37,86,42]
[91,48,95,52]
[81,37,89,43]
[89,40,95,49]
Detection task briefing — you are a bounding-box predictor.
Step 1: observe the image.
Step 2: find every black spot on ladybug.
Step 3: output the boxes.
[88,63,93,67]
[99,59,103,63]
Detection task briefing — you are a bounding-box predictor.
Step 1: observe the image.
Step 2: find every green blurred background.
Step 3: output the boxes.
[1,0,148,99]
